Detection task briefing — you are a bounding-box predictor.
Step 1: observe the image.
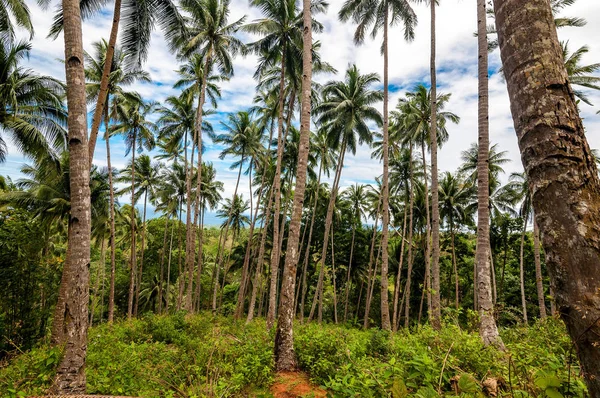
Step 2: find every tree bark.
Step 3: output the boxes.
[477,0,504,349]
[380,9,391,331]
[421,142,432,317]
[533,218,547,319]
[134,189,148,316]
[343,223,356,322]
[106,108,117,324]
[184,126,198,312]
[429,0,441,330]
[392,204,407,331]
[274,3,312,368]
[450,219,459,310]
[519,216,528,323]
[404,146,415,327]
[127,129,137,319]
[51,0,91,391]
[158,215,170,314]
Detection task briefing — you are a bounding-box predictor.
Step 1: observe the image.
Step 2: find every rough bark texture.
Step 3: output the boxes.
[476,0,504,349]
[52,0,91,391]
[494,1,600,392]
[379,12,391,331]
[533,218,547,319]
[429,0,441,330]
[274,0,312,368]
[87,0,121,165]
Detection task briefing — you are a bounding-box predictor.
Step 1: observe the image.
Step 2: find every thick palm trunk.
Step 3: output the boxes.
[476,0,503,349]
[404,147,415,327]
[519,217,528,323]
[533,218,547,319]
[127,130,137,319]
[343,224,356,322]
[309,143,346,322]
[392,205,407,331]
[52,0,91,391]
[421,142,432,318]
[275,8,313,365]
[379,12,391,331]
[134,189,148,316]
[429,0,441,330]
[266,50,288,329]
[106,109,117,324]
[495,0,600,390]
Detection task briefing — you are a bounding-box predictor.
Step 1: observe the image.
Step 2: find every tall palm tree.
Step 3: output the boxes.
[339,0,416,332]
[310,65,383,323]
[176,0,244,311]
[0,39,67,163]
[476,0,503,349]
[561,41,600,106]
[217,194,251,239]
[244,0,327,328]
[111,94,157,319]
[84,38,150,324]
[0,0,36,40]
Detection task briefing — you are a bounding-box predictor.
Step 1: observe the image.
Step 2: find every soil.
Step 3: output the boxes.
[270,371,328,398]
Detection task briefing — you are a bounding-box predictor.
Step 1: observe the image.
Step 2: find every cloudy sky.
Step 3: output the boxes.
[4,0,600,224]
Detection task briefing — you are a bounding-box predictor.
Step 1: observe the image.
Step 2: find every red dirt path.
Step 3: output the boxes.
[270,371,328,397]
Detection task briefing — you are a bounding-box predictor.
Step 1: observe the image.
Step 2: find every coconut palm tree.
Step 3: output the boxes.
[84,38,150,323]
[0,39,67,163]
[561,41,600,106]
[339,0,416,331]
[309,65,383,323]
[110,94,157,319]
[0,0,36,40]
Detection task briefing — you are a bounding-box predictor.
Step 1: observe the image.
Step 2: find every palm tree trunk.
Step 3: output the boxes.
[194,203,205,311]
[106,108,117,324]
[451,219,459,310]
[490,248,497,304]
[266,46,288,329]
[158,215,170,314]
[51,0,91,390]
[365,241,382,328]
[90,238,105,327]
[362,201,381,328]
[429,0,441,331]
[176,202,185,311]
[184,129,198,312]
[476,0,503,349]
[87,0,122,165]
[165,206,178,314]
[380,9,391,331]
[309,142,346,322]
[331,229,338,324]
[392,204,407,331]
[533,218,547,319]
[404,146,416,328]
[127,129,137,320]
[343,223,356,322]
[275,9,313,366]
[134,189,148,316]
[519,216,528,323]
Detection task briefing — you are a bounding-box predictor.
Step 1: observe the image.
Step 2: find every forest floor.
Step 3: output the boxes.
[0,312,587,397]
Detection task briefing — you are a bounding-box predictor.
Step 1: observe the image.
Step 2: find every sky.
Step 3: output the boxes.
[3,0,600,225]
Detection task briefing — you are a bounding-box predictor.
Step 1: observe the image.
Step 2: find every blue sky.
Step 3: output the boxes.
[3,0,600,226]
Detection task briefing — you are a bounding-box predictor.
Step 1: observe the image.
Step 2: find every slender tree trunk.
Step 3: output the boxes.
[476,0,503,349]
[165,206,178,314]
[331,229,338,324]
[176,203,185,311]
[451,220,459,310]
[365,242,382,328]
[429,0,441,330]
[392,205,407,331]
[404,146,415,328]
[519,216,528,323]
[267,48,288,329]
[158,215,170,314]
[362,201,381,327]
[194,204,205,311]
[127,129,137,320]
[343,224,356,322]
[421,142,432,317]
[134,189,148,316]
[51,0,91,390]
[106,109,117,324]
[274,5,312,367]
[87,0,122,165]
[533,218,547,319]
[184,129,198,312]
[380,10,391,331]
[490,249,497,304]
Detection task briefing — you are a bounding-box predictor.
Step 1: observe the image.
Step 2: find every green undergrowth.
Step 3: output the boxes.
[0,313,585,397]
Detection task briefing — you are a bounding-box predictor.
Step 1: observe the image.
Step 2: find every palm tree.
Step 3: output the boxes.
[0,39,67,163]
[460,142,510,184]
[48,0,184,164]
[561,41,600,106]
[0,0,34,40]
[339,0,416,332]
[217,194,251,239]
[439,171,473,310]
[176,0,244,311]
[244,0,327,328]
[476,0,503,349]
[310,65,383,324]
[111,94,157,319]
[84,38,150,324]
[342,184,369,321]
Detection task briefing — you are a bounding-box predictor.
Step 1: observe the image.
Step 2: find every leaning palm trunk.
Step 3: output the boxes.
[362,200,381,328]
[404,146,416,327]
[274,3,313,367]
[365,241,383,327]
[429,0,441,331]
[476,0,503,349]
[106,109,117,324]
[331,230,338,323]
[184,132,198,312]
[343,222,356,322]
[392,205,408,331]
[158,214,170,314]
[51,0,91,390]
[379,11,391,331]
[450,218,459,310]
[533,219,547,319]
[127,129,137,319]
[88,0,122,164]
[494,0,600,390]
[134,189,148,316]
[266,50,288,329]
